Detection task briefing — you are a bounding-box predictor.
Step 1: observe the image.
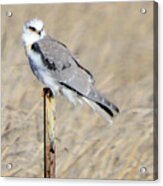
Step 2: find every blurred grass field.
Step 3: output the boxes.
[1,2,157,180]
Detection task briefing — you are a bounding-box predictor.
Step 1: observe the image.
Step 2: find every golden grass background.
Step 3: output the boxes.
[1,2,156,180]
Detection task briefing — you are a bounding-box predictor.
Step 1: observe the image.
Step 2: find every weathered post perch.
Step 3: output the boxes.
[43,88,56,178]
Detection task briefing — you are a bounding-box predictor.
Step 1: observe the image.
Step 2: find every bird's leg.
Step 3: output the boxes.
[42,87,53,98]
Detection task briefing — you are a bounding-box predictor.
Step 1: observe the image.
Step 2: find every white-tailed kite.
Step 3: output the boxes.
[22,18,119,124]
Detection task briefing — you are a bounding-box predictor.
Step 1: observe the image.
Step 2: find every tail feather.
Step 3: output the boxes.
[96,101,114,117]
[84,89,119,123]
[83,98,113,124]
[59,82,119,123]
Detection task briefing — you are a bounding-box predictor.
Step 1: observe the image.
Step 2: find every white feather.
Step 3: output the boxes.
[82,97,113,124]
[61,87,81,106]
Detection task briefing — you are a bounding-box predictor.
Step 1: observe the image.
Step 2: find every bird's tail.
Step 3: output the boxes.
[83,89,119,124]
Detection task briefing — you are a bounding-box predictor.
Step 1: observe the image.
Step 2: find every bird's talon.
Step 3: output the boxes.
[47,90,52,98]
[43,88,53,98]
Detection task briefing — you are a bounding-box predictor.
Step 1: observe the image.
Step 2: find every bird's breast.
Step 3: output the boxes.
[27,45,46,81]
[28,45,45,69]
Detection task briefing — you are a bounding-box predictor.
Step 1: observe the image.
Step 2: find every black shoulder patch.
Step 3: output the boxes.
[44,58,57,71]
[31,42,57,71]
[31,41,70,72]
[31,42,41,53]
[61,63,71,71]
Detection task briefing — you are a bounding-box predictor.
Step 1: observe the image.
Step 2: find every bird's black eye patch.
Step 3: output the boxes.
[29,26,36,32]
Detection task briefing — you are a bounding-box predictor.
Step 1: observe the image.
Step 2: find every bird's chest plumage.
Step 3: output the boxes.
[28,48,43,75]
[27,45,51,84]
[25,44,60,96]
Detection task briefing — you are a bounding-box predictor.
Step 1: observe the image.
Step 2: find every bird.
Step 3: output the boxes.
[22,18,119,124]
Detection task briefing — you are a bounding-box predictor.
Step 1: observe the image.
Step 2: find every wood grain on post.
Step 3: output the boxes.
[43,88,56,178]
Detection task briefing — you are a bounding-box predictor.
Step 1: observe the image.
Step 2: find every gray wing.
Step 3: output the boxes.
[32,35,95,95]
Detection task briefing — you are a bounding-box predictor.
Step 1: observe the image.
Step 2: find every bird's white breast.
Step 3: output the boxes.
[26,45,60,95]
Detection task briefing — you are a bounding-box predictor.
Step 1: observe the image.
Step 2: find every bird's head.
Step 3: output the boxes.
[22,18,46,46]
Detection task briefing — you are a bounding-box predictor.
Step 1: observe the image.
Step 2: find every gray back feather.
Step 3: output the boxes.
[36,36,94,95]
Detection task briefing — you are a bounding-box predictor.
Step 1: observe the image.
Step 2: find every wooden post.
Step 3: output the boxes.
[43,88,56,178]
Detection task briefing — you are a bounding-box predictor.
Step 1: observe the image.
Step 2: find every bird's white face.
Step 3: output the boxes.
[22,18,46,46]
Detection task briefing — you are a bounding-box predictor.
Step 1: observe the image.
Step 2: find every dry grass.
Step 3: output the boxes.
[1,2,156,180]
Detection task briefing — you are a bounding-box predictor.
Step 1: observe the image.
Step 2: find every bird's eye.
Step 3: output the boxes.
[29,26,36,32]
